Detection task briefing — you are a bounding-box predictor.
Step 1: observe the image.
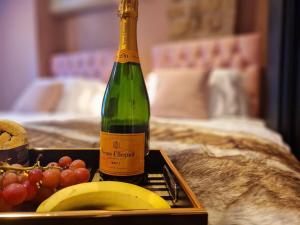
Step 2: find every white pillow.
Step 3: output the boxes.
[55,78,107,116]
[145,72,159,105]
[12,78,64,113]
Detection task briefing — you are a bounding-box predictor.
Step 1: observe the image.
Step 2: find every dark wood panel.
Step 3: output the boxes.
[266,0,300,159]
[236,0,269,67]
[293,0,300,159]
[280,0,296,146]
[266,0,284,130]
[36,0,66,75]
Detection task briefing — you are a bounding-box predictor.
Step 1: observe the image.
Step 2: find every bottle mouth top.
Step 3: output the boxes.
[118,0,138,18]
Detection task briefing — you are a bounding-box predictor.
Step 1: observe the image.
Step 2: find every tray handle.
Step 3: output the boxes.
[163,165,179,203]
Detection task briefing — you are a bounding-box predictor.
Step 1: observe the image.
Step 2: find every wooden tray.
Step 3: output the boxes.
[0,148,208,225]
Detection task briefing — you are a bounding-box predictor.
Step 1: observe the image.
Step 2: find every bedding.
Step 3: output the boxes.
[152,33,262,117]
[147,68,249,119]
[150,68,210,119]
[208,69,248,117]
[12,79,63,113]
[21,117,300,225]
[9,78,107,117]
[54,78,106,116]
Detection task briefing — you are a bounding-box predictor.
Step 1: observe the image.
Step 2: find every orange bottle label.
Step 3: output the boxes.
[100,132,145,176]
[116,49,140,64]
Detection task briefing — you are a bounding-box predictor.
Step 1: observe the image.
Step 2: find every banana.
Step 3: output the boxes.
[0,120,27,150]
[37,181,170,212]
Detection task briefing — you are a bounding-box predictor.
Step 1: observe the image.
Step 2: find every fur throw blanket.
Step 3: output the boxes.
[24,118,300,225]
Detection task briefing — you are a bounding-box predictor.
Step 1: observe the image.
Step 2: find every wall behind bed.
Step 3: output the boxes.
[56,0,169,76]
[37,0,268,76]
[0,0,39,110]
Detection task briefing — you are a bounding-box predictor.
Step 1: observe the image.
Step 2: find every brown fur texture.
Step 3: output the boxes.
[169,148,300,225]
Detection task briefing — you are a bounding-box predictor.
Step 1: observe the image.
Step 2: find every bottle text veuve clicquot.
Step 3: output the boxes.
[100,0,150,184]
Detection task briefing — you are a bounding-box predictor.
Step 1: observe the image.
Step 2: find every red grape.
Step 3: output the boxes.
[60,169,77,188]
[2,172,18,187]
[34,187,54,204]
[58,156,72,168]
[74,168,90,183]
[18,173,28,184]
[0,158,88,209]
[22,181,38,201]
[47,162,59,168]
[28,169,43,184]
[2,183,27,206]
[42,169,61,188]
[69,160,86,170]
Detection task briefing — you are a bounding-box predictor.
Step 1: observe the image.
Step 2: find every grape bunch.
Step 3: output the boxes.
[0,156,90,212]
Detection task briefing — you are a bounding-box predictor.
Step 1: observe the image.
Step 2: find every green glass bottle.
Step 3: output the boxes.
[100,0,150,184]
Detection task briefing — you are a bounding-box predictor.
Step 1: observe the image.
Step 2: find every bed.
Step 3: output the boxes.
[1,34,300,225]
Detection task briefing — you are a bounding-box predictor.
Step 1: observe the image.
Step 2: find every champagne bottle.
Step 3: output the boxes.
[100,0,150,184]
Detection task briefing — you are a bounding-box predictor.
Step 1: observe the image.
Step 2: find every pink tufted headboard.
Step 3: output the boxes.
[51,50,115,82]
[152,33,262,117]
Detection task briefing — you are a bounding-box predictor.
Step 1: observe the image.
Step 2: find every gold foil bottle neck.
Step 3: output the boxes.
[118,0,138,18]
